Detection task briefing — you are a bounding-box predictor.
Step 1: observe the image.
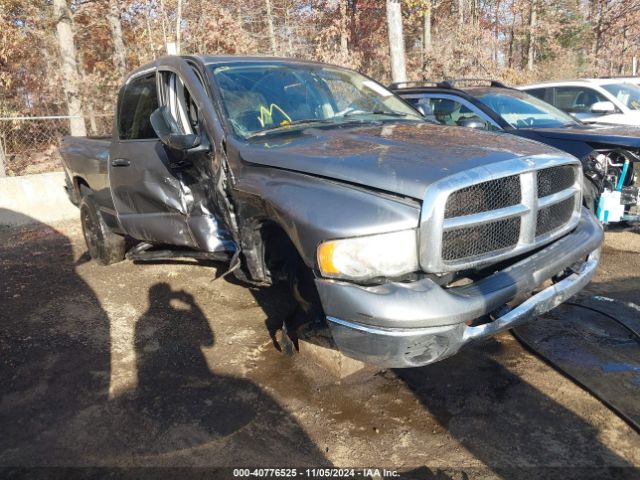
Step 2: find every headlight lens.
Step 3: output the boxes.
[317,229,419,281]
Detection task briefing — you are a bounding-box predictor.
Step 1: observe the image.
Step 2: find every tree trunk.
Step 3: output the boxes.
[175,0,182,54]
[507,13,515,68]
[339,0,349,58]
[265,0,277,55]
[158,0,170,52]
[0,135,6,177]
[107,0,127,78]
[457,0,464,25]
[284,7,293,55]
[590,0,603,67]
[386,0,406,83]
[75,47,97,135]
[145,9,155,58]
[494,0,501,64]
[422,0,432,70]
[619,25,628,74]
[53,0,86,136]
[526,0,537,71]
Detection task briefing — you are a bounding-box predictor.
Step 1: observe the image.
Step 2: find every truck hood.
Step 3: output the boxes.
[238,122,557,199]
[527,124,640,149]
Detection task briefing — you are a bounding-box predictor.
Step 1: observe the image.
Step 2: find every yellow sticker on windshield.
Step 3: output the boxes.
[256,103,292,128]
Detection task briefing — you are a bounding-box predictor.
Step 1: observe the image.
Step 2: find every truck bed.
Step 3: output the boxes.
[60,136,111,205]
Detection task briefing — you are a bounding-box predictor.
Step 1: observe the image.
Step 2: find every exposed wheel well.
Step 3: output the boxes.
[74,177,92,198]
[256,221,327,343]
[259,221,305,285]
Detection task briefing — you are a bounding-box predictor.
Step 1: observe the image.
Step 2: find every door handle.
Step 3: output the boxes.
[111,158,131,167]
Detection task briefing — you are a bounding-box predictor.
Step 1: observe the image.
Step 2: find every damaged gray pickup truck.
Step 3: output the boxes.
[61,55,604,368]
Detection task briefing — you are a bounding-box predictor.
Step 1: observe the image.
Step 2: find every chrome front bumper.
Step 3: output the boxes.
[317,209,603,368]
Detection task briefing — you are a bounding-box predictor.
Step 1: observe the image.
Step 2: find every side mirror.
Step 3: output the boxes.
[150,106,200,150]
[416,105,428,117]
[458,118,488,129]
[590,101,615,115]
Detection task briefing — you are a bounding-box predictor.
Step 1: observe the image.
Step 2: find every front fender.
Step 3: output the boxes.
[235,167,421,270]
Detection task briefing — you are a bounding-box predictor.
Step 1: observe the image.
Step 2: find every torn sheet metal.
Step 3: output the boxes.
[513,295,640,431]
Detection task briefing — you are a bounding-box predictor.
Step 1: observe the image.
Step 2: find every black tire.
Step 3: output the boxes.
[80,194,126,265]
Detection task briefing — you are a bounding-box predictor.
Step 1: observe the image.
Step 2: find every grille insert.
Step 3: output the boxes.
[536,197,575,236]
[445,176,521,218]
[421,159,581,272]
[442,218,521,261]
[537,165,575,198]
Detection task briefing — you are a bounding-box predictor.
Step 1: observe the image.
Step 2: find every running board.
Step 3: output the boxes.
[126,242,231,263]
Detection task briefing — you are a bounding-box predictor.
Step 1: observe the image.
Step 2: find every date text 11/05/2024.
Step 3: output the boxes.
[232,468,400,478]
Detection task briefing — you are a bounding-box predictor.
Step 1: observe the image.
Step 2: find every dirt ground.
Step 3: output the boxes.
[1,215,640,479]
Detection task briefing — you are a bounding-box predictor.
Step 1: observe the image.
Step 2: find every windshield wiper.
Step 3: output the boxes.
[248,119,333,138]
[342,109,409,118]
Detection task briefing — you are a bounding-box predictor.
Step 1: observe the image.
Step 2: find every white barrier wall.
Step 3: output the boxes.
[0,172,78,228]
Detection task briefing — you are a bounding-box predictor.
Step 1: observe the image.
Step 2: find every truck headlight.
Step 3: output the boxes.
[317,229,419,281]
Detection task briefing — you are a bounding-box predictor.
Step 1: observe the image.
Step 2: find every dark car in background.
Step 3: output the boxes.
[392,80,640,225]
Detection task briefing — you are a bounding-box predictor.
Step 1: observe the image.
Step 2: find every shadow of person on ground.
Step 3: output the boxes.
[103,281,330,466]
[395,338,637,479]
[0,210,111,463]
[0,211,329,468]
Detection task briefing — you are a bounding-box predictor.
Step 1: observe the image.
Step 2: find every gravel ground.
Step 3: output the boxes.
[1,216,639,479]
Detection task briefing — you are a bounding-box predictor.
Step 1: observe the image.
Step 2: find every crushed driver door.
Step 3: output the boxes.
[109,62,234,253]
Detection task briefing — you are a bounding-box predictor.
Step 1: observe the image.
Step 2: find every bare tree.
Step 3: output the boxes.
[423,0,432,63]
[527,0,537,70]
[53,0,86,136]
[339,0,349,57]
[0,137,6,178]
[107,0,127,77]
[265,0,278,55]
[386,0,407,83]
[176,0,183,54]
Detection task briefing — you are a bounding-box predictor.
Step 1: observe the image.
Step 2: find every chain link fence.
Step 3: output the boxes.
[0,115,112,177]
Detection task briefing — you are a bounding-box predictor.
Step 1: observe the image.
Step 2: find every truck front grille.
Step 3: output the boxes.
[420,157,582,272]
[536,196,575,236]
[445,176,521,218]
[537,165,575,197]
[442,217,521,261]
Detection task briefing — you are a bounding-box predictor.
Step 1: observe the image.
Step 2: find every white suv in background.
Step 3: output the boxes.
[519,78,640,126]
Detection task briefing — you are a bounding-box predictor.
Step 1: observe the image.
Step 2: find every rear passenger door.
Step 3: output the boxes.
[109,71,199,248]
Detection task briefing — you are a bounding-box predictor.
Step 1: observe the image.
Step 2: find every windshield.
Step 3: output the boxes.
[477,91,579,129]
[601,83,640,111]
[209,62,423,138]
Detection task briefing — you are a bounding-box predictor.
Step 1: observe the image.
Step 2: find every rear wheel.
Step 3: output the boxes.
[80,195,126,265]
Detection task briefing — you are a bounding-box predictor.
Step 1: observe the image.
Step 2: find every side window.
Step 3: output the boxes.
[158,71,201,136]
[553,87,607,113]
[404,97,437,122]
[118,74,158,140]
[526,88,548,102]
[324,78,377,113]
[426,97,485,126]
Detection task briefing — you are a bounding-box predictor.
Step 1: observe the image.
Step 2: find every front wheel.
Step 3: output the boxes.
[80,195,126,265]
